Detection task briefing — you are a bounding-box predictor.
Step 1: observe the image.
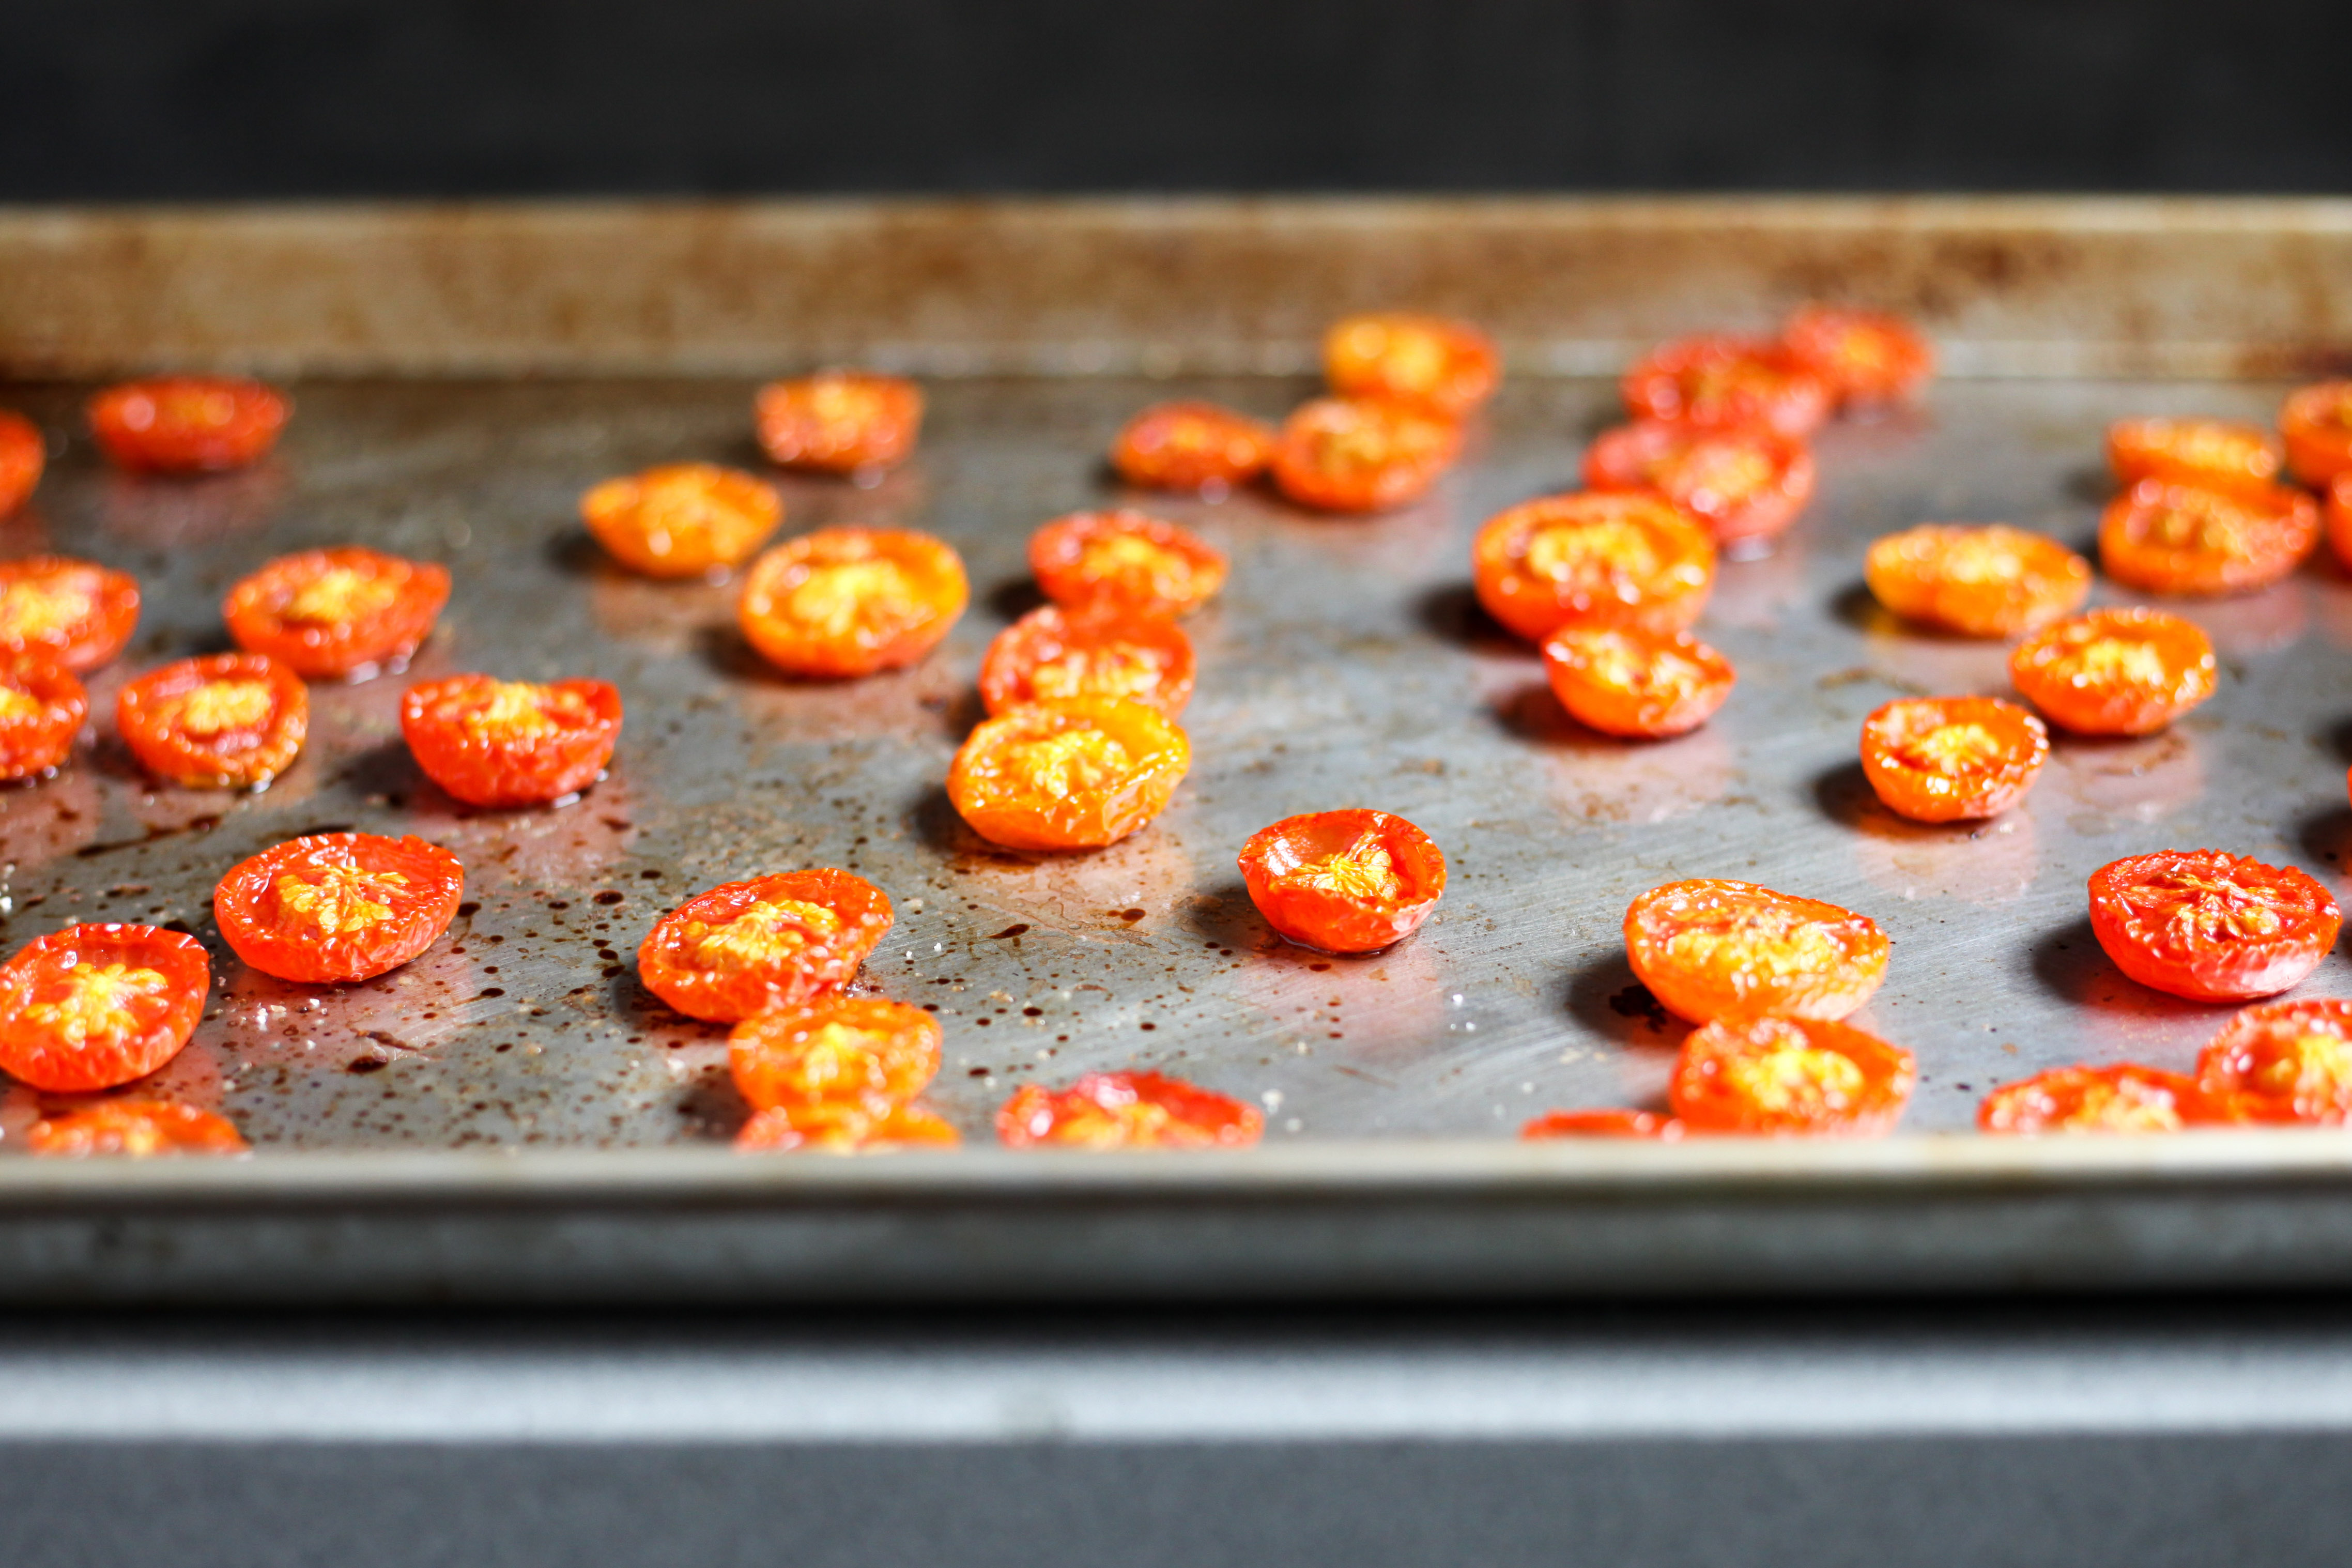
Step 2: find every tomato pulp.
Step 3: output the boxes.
[0,410,43,515]
[1624,879,1889,1024]
[1269,397,1461,513]
[0,557,140,671]
[2281,380,2352,489]
[216,833,465,983]
[1979,1064,2211,1134]
[1472,491,1715,642]
[1028,511,1227,619]
[754,370,924,475]
[997,1071,1264,1149]
[0,659,86,780]
[0,924,209,1091]
[2087,849,2339,1003]
[117,652,307,789]
[26,1100,247,1158]
[580,463,781,578]
[1670,1015,1915,1137]
[730,997,942,1113]
[1858,696,2049,823]
[947,697,1190,851]
[1863,524,2090,638]
[1581,420,1815,549]
[1622,335,1831,437]
[1521,1109,1685,1141]
[2107,418,2284,496]
[978,605,1195,718]
[87,377,289,474]
[2098,478,2317,596]
[2009,607,2216,736]
[1111,402,1277,497]
[1780,306,1934,408]
[224,547,450,680]
[736,1101,960,1154]
[1237,809,1446,955]
[401,674,622,807]
[1542,625,1734,739]
[2197,998,2352,1125]
[637,869,893,1022]
[1321,312,1500,419]
[737,527,968,678]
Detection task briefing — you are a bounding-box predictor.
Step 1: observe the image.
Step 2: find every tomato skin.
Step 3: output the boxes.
[0,659,86,781]
[996,1070,1264,1149]
[1858,696,2049,823]
[1270,397,1462,513]
[1542,625,1734,739]
[87,377,289,474]
[737,527,969,679]
[736,1100,960,1154]
[1111,402,1277,496]
[729,997,942,1113]
[2107,418,2284,496]
[1471,491,1715,643]
[1322,312,1500,419]
[1237,809,1447,955]
[1979,1064,2211,1134]
[2324,473,2352,573]
[0,411,43,515]
[1670,1014,1915,1137]
[2099,478,2317,597]
[1864,524,2090,639]
[2088,849,2340,1003]
[1780,306,1934,408]
[637,869,893,1022]
[978,605,1195,718]
[0,924,209,1092]
[2281,380,2352,489]
[2195,998,2352,1125]
[580,463,781,579]
[2009,607,2216,736]
[1581,420,1815,548]
[117,652,306,789]
[947,697,1190,851]
[224,547,451,680]
[1028,510,1227,619]
[26,1099,247,1157]
[754,370,924,474]
[1624,879,1889,1025]
[0,556,141,672]
[1521,1109,1685,1141]
[1622,336,1832,438]
[215,832,465,984]
[400,674,621,807]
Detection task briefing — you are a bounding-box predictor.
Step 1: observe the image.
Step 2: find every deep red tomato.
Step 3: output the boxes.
[947,697,1191,851]
[977,605,1196,717]
[2087,849,2340,1003]
[1624,880,1889,1024]
[1471,491,1715,642]
[1520,1109,1685,1141]
[116,653,306,789]
[25,1099,247,1158]
[0,556,140,671]
[2099,478,2317,596]
[87,377,290,474]
[580,463,782,578]
[0,924,209,1092]
[1322,312,1500,419]
[1978,1064,2211,1134]
[1669,1014,1915,1137]
[2107,418,2284,496]
[1780,306,1934,407]
[2196,998,2352,1126]
[1237,809,1446,955]
[2009,607,2216,736]
[1110,402,1277,497]
[400,674,622,807]
[1858,696,2048,823]
[736,1101,960,1154]
[737,527,969,678]
[1269,397,1462,513]
[1622,335,1832,437]
[637,869,893,1022]
[729,997,942,1113]
[0,411,43,516]
[1029,510,1227,619]
[1581,420,1815,549]
[224,547,451,680]
[2281,380,2352,489]
[996,1071,1263,1149]
[1542,625,1735,739]
[0,659,86,781]
[754,371,924,475]
[215,832,465,984]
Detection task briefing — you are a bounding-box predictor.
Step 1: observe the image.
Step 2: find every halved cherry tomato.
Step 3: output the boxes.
[1542,625,1734,739]
[1780,306,1934,408]
[1111,402,1277,497]
[215,832,465,984]
[1858,696,2048,823]
[1471,491,1715,642]
[754,370,924,475]
[2088,849,2339,1003]
[26,1099,247,1158]
[1624,879,1889,1024]
[1864,525,2091,638]
[997,1070,1263,1149]
[117,653,306,789]
[637,869,892,1022]
[401,674,621,807]
[736,1100,960,1154]
[1581,421,1815,549]
[1979,1064,2210,1134]
[2009,607,2216,736]
[0,556,140,671]
[579,463,781,579]
[2107,418,2283,496]
[1670,1014,1914,1137]
[978,605,1195,717]
[2282,380,2352,489]
[2196,998,2352,1125]
[2329,473,2352,573]
[1028,510,1226,619]
[0,411,42,515]
[948,697,1190,851]
[0,924,209,1092]
[2099,478,2317,596]
[1323,312,1500,419]
[1622,336,1832,438]
[0,660,85,781]
[87,377,289,474]
[1521,1109,1685,1140]
[1269,397,1462,513]
[737,527,968,678]
[224,547,451,680]
[729,997,942,1113]
[1237,809,1446,955]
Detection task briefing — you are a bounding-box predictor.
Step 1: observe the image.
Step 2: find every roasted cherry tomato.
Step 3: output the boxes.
[2088,849,2339,1003]
[0,924,209,1092]
[1624,879,1889,1025]
[1622,336,1831,438]
[0,556,140,672]
[26,1099,247,1158]
[737,527,968,679]
[0,660,85,781]
[637,869,892,1022]
[1581,420,1815,550]
[2282,380,2352,489]
[736,1100,960,1154]
[2329,474,2352,573]
[978,604,1195,718]
[1978,1064,2210,1134]
[2009,607,2216,736]
[1543,625,1734,739]
[1670,1014,1914,1137]
[729,997,942,1113]
[2099,478,2317,597]
[579,463,781,579]
[1111,401,1277,497]
[224,547,450,680]
[2107,418,2284,496]
[1520,1109,1686,1141]
[2196,998,2352,1126]
[1780,306,1934,408]
[1864,524,2090,639]
[1471,491,1715,642]
[1858,696,2048,823]
[1322,312,1500,419]
[997,1070,1263,1150]
[401,674,622,808]
[754,370,924,475]
[87,377,289,474]
[117,653,306,789]
[948,697,1190,851]
[215,832,465,985]
[1269,396,1461,513]
[1028,510,1227,619]
[0,411,42,515]
[1237,809,1446,955]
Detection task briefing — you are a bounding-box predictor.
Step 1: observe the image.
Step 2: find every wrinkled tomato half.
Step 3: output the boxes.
[1471,491,1715,642]
[1858,695,2049,823]
[1670,1014,1915,1137]
[0,411,42,516]
[26,1099,247,1158]
[1624,879,1890,1024]
[2008,607,2216,736]
[637,869,892,1022]
[1237,808,1446,955]
[1028,510,1227,619]
[737,527,968,678]
[1269,396,1462,513]
[1521,1109,1686,1141]
[736,1100,960,1154]
[1111,401,1277,497]
[997,1070,1264,1150]
[978,605,1195,718]
[2196,998,2352,1126]
[1581,420,1815,549]
[2099,478,2318,596]
[87,377,290,474]
[2281,380,2352,489]
[1622,335,1832,438]
[1978,1064,2211,1134]
[117,653,306,789]
[754,370,924,475]
[0,924,209,1092]
[1864,525,2090,639]
[401,674,622,807]
[2329,474,2352,574]
[216,832,465,985]
[1780,306,1934,408]
[2088,849,2340,1003]
[947,697,1190,851]
[0,660,85,781]
[1322,312,1500,420]
[0,556,140,671]
[224,547,451,680]
[580,463,781,579]
[729,997,942,1113]
[2107,418,2283,497]
[1542,625,1734,739]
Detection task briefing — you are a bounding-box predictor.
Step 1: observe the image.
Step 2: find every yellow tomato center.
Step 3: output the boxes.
[2251,1032,2352,1101]
[170,680,275,739]
[1306,408,1400,471]
[1048,1095,1176,1149]
[2066,636,2168,687]
[0,685,43,722]
[1078,534,1197,599]
[770,1021,889,1098]
[801,378,885,425]
[286,567,398,624]
[1001,728,1134,801]
[1657,441,1775,506]
[2057,1079,2183,1132]
[1523,519,1662,585]
[686,898,843,972]
[2150,872,2286,943]
[274,864,408,935]
[783,560,913,637]
[2143,493,2255,556]
[25,962,168,1043]
[1721,1028,1868,1117]
[457,681,585,744]
[2163,423,2269,473]
[1665,911,1849,985]
[1282,831,1402,902]
[1342,322,1447,393]
[1562,629,1701,697]
[633,474,744,551]
[1895,721,2002,774]
[0,579,94,640]
[1027,646,1166,703]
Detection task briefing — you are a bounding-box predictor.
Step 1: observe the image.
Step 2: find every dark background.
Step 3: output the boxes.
[5,0,2349,201]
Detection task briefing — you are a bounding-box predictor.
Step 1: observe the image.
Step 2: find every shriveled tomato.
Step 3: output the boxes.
[1864,525,2090,638]
[737,527,967,678]
[1979,1064,2210,1134]
[2329,474,2352,573]
[1269,396,1461,513]
[997,1070,1263,1149]
[2099,478,2317,596]
[1858,696,2048,823]
[224,547,450,680]
[1780,306,1934,408]
[638,869,892,1022]
[2009,607,2216,736]
[401,674,621,807]
[2088,849,2339,1003]
[1622,336,1831,438]
[1581,420,1814,549]
[1323,312,1500,419]
[729,997,942,1113]
[1624,879,1889,1025]
[0,659,86,781]
[1543,625,1734,739]
[2196,998,2352,1125]
[978,605,1195,717]
[0,411,42,515]
[2281,380,2352,489]
[580,463,781,578]
[0,924,209,1092]
[215,832,465,984]
[2107,418,2283,496]
[1471,491,1715,642]
[1237,809,1446,955]
[754,370,924,475]
[736,1101,958,1154]
[117,653,306,789]
[948,697,1189,851]
[26,1099,247,1158]
[1521,1109,1685,1140]
[87,377,289,474]
[1028,510,1227,618]
[0,556,140,671]
[1670,1014,1914,1137]
[1111,402,1277,497]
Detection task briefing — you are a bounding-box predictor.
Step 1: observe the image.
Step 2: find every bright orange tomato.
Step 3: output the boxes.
[2088,849,2340,1003]
[736,527,968,678]
[1237,809,1446,955]
[1269,397,1462,513]
[2099,478,2317,596]
[0,556,140,671]
[1978,1064,2211,1134]
[2281,380,2352,488]
[1780,306,1934,408]
[2107,418,2283,496]
[1111,402,1277,497]
[1471,491,1715,642]
[1669,1014,1914,1137]
[2329,473,2352,573]
[996,1071,1263,1149]
[729,997,942,1113]
[736,1100,960,1154]
[400,674,621,807]
[1322,312,1500,419]
[0,411,43,515]
[2008,607,2216,736]
[1520,1109,1685,1141]
[1581,420,1815,549]
[116,653,307,789]
[1028,510,1226,618]
[754,370,924,475]
[1863,525,2091,638]
[946,697,1189,851]
[977,605,1195,717]
[580,463,781,578]
[1621,335,1832,437]
[0,924,210,1092]
[1542,625,1734,739]
[216,833,465,985]
[223,547,450,680]
[0,659,86,781]
[1623,879,1889,1025]
[25,1099,247,1158]
[1858,696,2048,823]
[638,870,893,1022]
[2196,998,2352,1126]
[87,377,289,474]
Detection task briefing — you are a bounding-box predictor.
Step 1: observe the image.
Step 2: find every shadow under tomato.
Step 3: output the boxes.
[2027,916,2223,1021]
[2318,716,2352,766]
[987,577,1047,624]
[1170,879,1273,952]
[330,737,424,803]
[1563,952,1689,1053]
[2297,804,2352,875]
[545,527,607,577]
[1415,582,1526,657]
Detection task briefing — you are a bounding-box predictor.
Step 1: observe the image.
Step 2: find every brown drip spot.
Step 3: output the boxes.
[988,923,1031,939]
